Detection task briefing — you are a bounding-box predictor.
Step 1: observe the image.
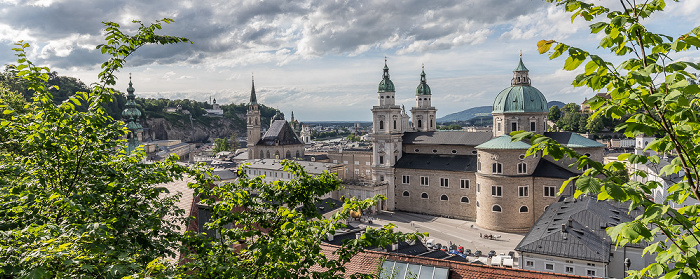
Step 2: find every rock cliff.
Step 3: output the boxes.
[142,114,245,143]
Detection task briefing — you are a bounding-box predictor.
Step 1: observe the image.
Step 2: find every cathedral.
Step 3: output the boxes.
[369,57,605,233]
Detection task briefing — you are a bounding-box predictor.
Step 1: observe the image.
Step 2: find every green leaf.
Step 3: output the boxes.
[575,176,601,194]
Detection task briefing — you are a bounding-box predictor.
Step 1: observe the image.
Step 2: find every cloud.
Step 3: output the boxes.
[0,0,551,70]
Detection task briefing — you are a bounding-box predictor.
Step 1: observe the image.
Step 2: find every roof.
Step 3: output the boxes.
[316,243,589,278]
[515,195,641,263]
[394,153,477,172]
[492,85,548,113]
[475,135,531,150]
[416,69,431,96]
[403,131,492,146]
[543,132,605,148]
[514,57,529,71]
[531,159,577,179]
[378,62,395,93]
[242,159,340,175]
[257,119,304,146]
[158,176,198,235]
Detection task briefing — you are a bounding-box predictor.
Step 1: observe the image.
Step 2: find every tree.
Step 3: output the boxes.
[179,160,423,278]
[214,137,232,153]
[515,0,700,278]
[548,105,562,122]
[0,20,198,278]
[230,131,241,150]
[586,114,605,134]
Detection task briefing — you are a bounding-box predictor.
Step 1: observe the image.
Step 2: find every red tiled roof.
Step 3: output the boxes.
[318,244,590,279]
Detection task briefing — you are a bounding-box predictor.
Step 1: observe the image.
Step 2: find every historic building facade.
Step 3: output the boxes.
[369,57,605,233]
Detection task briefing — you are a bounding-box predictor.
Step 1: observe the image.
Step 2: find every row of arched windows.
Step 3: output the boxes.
[402,191,530,213]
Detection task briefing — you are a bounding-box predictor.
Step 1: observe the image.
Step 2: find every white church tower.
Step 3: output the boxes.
[370,58,404,210]
[410,65,437,132]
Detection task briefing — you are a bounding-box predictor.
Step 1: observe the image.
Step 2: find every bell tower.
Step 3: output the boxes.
[247,75,261,159]
[410,65,437,132]
[370,58,404,210]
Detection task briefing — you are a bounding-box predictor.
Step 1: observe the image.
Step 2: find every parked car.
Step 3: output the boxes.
[464,249,472,256]
[457,246,464,254]
[474,250,482,257]
[488,250,496,258]
[426,239,435,249]
[434,243,443,250]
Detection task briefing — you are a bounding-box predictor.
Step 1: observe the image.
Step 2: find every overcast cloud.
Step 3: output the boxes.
[0,0,697,121]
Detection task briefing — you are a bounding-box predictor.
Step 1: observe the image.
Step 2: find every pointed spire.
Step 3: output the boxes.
[416,64,431,96]
[121,73,142,154]
[378,57,395,93]
[512,55,531,86]
[249,73,258,105]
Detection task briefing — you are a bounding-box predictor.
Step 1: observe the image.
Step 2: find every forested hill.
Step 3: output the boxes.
[0,68,279,142]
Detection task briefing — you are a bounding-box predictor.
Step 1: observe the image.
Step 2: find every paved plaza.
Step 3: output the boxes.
[350,211,526,265]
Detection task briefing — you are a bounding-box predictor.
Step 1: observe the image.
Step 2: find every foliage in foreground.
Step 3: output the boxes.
[179,160,424,279]
[515,0,700,278]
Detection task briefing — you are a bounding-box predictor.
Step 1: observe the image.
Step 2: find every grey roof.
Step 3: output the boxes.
[403,131,492,146]
[544,132,605,148]
[258,119,303,146]
[515,195,641,263]
[531,159,577,179]
[394,153,477,172]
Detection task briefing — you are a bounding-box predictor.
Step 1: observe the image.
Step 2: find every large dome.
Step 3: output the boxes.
[492,85,548,113]
[378,63,395,92]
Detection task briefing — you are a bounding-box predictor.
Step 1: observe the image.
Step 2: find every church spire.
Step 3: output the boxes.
[511,55,531,86]
[121,73,143,154]
[250,73,258,105]
[378,57,395,93]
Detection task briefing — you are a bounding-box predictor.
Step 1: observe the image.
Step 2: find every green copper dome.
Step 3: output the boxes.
[492,57,547,113]
[378,61,395,92]
[492,86,548,113]
[415,69,431,95]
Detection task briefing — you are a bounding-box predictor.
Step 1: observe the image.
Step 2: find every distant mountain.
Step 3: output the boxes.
[438,101,566,123]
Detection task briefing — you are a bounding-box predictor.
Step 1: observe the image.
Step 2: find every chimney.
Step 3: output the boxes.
[561,223,566,232]
[568,218,573,228]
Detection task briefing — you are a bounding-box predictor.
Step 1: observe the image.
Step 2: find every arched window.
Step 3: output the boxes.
[418,119,422,128]
[476,201,480,207]
[286,151,291,158]
[379,120,384,130]
[296,150,300,158]
[430,119,433,128]
[440,195,448,201]
[520,206,529,213]
[403,191,410,197]
[393,120,397,129]
[266,150,270,158]
[461,197,469,203]
[421,193,428,199]
[275,151,280,158]
[259,150,264,159]
[492,205,502,212]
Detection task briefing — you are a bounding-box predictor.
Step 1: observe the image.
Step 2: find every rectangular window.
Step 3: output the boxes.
[366,162,370,165]
[477,161,481,171]
[366,170,371,175]
[519,186,529,197]
[491,186,502,197]
[518,162,527,174]
[354,169,359,175]
[379,156,384,164]
[587,270,596,276]
[197,205,215,238]
[544,186,556,197]
[545,263,554,271]
[402,175,410,184]
[420,176,429,186]
[333,160,338,163]
[343,160,348,164]
[525,261,534,267]
[440,178,449,187]
[565,266,574,273]
[477,183,480,193]
[492,163,502,174]
[497,122,501,131]
[530,121,536,132]
[587,263,596,267]
[460,179,470,189]
[511,122,518,132]
[354,161,359,165]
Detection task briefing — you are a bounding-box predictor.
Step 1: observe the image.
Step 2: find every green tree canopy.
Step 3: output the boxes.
[515,0,700,277]
[548,105,562,122]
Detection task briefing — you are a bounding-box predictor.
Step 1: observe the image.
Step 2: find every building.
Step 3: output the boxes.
[246,77,305,160]
[515,195,653,278]
[367,56,605,232]
[204,97,224,116]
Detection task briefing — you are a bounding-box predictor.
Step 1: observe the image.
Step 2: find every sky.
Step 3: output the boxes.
[0,0,698,121]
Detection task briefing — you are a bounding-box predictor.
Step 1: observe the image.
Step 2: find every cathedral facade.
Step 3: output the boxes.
[370,57,605,233]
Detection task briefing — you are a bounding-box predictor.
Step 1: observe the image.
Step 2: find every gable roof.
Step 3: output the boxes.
[403,131,492,146]
[257,119,304,146]
[394,153,477,172]
[515,195,640,263]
